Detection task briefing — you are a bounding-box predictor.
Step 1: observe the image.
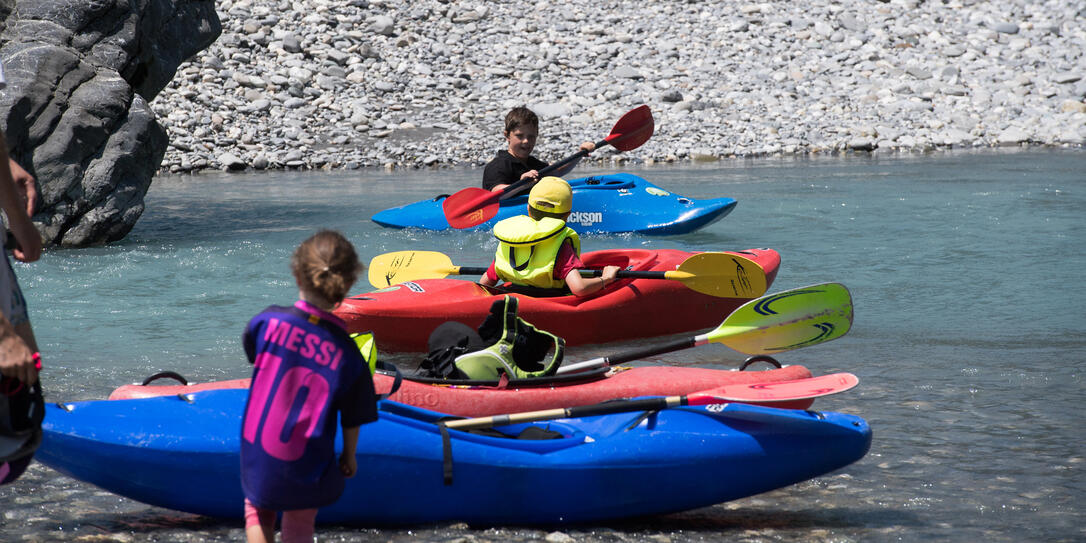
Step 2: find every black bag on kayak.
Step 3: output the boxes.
[0,377,45,485]
[417,296,564,380]
[417,321,486,380]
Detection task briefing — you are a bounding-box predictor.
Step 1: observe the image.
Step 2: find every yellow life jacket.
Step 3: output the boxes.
[349,332,377,375]
[453,296,564,380]
[492,216,581,290]
[351,331,404,400]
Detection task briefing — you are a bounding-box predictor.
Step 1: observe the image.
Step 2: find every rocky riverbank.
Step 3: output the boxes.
[154,0,1085,173]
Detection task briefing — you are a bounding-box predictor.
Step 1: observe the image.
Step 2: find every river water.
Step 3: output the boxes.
[2,149,1083,542]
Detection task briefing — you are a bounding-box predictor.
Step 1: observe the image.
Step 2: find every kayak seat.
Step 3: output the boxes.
[567,174,637,191]
[483,283,569,298]
[580,249,655,272]
[376,401,583,443]
[457,425,565,440]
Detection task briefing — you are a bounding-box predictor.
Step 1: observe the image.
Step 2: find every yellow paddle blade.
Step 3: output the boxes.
[667,252,767,298]
[707,283,853,354]
[367,250,457,288]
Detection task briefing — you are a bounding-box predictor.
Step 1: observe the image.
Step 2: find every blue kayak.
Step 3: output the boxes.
[38,389,871,525]
[371,173,737,235]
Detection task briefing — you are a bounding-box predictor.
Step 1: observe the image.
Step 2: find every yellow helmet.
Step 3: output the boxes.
[528,176,572,214]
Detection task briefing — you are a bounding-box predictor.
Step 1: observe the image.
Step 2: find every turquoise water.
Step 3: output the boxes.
[3,149,1084,541]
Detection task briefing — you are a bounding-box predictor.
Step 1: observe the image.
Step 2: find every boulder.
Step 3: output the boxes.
[0,0,220,246]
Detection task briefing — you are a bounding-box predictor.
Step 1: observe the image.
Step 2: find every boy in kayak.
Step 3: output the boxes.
[479,176,619,296]
[482,106,595,195]
[240,230,378,543]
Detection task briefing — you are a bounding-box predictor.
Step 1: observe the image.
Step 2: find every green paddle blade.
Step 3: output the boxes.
[368,250,457,288]
[669,252,767,298]
[708,283,853,354]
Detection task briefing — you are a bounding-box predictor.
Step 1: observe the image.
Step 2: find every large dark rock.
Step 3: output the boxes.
[0,0,219,246]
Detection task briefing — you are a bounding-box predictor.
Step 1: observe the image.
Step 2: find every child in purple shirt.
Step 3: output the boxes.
[240,230,377,543]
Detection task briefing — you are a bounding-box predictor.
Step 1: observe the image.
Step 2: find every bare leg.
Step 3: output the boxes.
[244,499,277,543]
[279,508,318,543]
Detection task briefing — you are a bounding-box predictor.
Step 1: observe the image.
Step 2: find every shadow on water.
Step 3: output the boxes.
[599,505,924,533]
[57,504,922,541]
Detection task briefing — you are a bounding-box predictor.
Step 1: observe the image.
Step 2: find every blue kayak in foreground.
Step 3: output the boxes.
[371,173,738,235]
[38,389,870,525]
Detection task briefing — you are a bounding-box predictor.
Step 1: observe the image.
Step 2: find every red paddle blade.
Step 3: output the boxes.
[604,105,654,151]
[443,187,501,229]
[688,372,860,405]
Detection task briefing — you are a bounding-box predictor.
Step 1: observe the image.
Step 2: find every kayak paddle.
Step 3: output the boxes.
[367,249,767,299]
[442,105,654,229]
[441,372,860,430]
[556,282,853,374]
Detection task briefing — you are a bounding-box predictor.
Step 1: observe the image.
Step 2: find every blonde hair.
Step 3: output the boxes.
[291,230,362,305]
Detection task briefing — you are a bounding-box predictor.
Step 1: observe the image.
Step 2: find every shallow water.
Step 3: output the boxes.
[2,149,1083,542]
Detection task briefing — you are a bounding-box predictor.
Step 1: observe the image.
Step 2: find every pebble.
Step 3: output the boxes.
[150,0,1086,174]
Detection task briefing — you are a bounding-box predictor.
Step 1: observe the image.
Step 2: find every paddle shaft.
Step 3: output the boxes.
[449,264,686,281]
[442,395,685,430]
[556,334,709,375]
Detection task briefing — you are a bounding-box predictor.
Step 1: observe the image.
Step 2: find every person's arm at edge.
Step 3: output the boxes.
[0,132,42,262]
[0,312,36,385]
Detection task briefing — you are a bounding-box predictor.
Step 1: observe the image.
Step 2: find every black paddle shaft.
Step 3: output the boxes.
[564,395,685,419]
[604,337,700,366]
[455,266,666,280]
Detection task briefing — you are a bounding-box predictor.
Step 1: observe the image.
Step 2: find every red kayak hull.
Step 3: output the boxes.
[336,248,781,352]
[108,364,815,413]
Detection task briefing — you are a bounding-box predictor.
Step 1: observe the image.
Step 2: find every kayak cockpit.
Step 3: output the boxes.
[377,400,589,453]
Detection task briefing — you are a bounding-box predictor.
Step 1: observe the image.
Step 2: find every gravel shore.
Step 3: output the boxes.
[151,0,1085,173]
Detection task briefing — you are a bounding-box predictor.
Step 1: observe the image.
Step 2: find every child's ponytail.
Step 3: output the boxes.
[291,230,362,305]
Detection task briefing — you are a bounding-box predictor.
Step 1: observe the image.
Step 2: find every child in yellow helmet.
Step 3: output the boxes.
[479,177,619,296]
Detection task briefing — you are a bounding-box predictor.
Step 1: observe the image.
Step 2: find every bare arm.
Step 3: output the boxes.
[565,265,618,297]
[0,313,37,385]
[0,133,42,262]
[339,425,361,477]
[492,171,539,197]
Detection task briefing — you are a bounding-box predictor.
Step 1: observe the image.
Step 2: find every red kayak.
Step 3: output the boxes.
[336,248,780,352]
[109,363,816,414]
